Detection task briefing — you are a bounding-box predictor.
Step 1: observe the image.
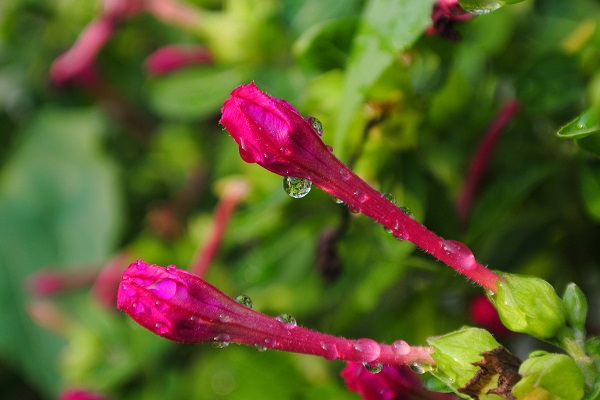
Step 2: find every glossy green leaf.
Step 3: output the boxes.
[557,108,600,139]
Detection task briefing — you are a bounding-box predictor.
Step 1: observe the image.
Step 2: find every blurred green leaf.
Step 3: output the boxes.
[146,67,250,121]
[333,0,436,159]
[0,107,122,396]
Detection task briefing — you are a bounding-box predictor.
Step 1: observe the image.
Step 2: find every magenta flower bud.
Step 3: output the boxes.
[220,83,501,292]
[427,0,474,41]
[341,362,455,400]
[118,260,433,366]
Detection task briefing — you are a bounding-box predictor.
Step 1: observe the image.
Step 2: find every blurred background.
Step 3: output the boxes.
[1,0,600,398]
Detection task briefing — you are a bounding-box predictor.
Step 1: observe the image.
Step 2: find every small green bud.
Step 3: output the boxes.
[512,353,585,400]
[489,273,566,340]
[428,327,501,393]
[562,283,588,332]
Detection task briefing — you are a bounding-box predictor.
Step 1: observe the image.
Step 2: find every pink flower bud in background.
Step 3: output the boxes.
[341,362,455,400]
[59,388,110,400]
[146,44,212,76]
[50,18,115,86]
[427,0,473,40]
[470,294,511,338]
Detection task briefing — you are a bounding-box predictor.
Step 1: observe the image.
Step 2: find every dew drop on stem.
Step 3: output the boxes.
[276,313,297,328]
[235,294,253,309]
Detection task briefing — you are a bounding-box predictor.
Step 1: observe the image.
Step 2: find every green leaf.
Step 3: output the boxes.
[458,0,526,15]
[0,107,122,396]
[490,273,566,340]
[146,66,249,121]
[557,108,600,139]
[512,353,585,400]
[428,327,501,395]
[562,283,588,333]
[333,0,436,160]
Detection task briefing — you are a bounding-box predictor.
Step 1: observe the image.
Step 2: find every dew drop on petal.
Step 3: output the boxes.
[391,340,410,356]
[149,279,178,300]
[254,345,267,352]
[235,295,253,309]
[409,362,425,374]
[219,313,232,323]
[135,261,147,270]
[442,240,477,270]
[363,362,383,374]
[351,338,381,363]
[154,322,169,335]
[212,341,230,349]
[120,283,136,297]
[276,313,297,329]
[133,302,145,314]
[283,176,312,198]
[307,116,324,136]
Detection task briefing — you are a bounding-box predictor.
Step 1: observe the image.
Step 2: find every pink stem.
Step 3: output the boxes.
[457,100,521,226]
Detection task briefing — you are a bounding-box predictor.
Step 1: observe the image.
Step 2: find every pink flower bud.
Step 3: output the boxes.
[145,45,212,76]
[118,260,433,366]
[220,82,501,292]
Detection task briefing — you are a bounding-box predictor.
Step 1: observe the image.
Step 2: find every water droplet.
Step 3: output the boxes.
[133,302,145,314]
[339,169,351,181]
[320,342,338,361]
[348,204,360,214]
[355,190,369,203]
[326,145,334,152]
[363,362,383,373]
[154,322,169,335]
[383,193,397,205]
[307,116,324,136]
[409,362,432,374]
[254,345,267,352]
[154,300,167,310]
[135,261,147,270]
[120,283,136,297]
[283,176,312,198]
[577,123,584,129]
[332,196,344,204]
[392,340,410,356]
[351,338,381,363]
[235,295,253,309]
[442,240,477,270]
[462,1,501,15]
[166,265,176,273]
[212,341,230,349]
[219,313,232,323]
[276,313,297,328]
[399,206,414,218]
[409,362,426,374]
[189,315,197,322]
[148,279,177,300]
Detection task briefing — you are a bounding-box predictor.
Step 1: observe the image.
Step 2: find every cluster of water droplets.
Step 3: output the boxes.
[380,193,413,240]
[283,176,312,198]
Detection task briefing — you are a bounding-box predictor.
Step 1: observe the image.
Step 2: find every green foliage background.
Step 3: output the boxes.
[1,0,600,398]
